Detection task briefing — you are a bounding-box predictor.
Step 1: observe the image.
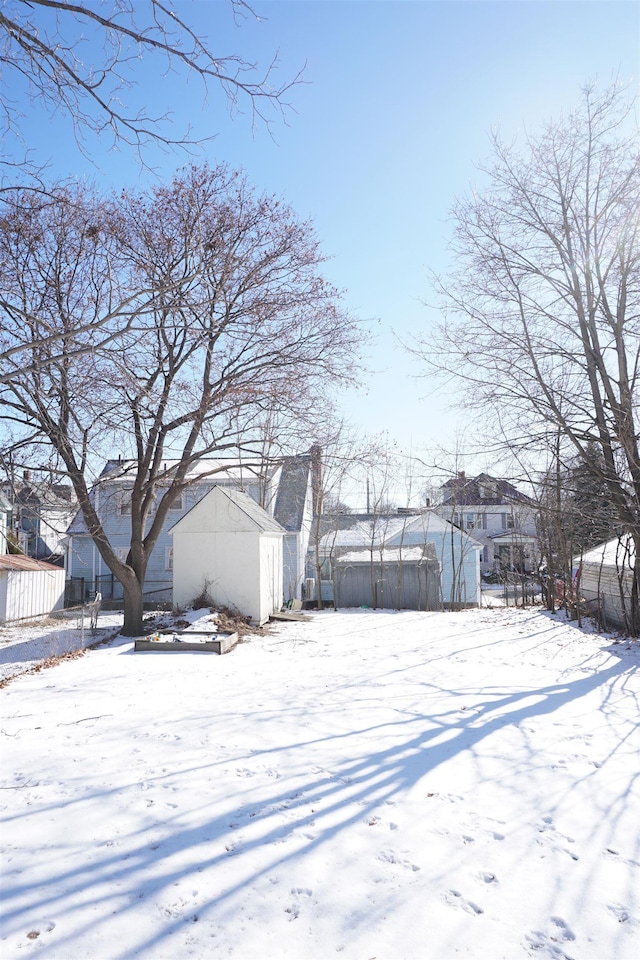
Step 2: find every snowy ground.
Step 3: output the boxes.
[0,611,125,683]
[1,606,639,960]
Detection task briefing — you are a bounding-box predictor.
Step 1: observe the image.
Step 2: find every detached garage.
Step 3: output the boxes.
[170,485,285,625]
[0,555,65,623]
[577,535,636,630]
[334,544,441,611]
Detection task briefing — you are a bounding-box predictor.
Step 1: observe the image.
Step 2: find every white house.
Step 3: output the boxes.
[436,472,539,576]
[1,476,76,563]
[170,486,285,625]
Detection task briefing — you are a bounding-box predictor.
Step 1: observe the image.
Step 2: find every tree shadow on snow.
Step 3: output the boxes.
[2,630,638,957]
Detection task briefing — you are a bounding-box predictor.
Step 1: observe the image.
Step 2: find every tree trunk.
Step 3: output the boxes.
[121,570,145,637]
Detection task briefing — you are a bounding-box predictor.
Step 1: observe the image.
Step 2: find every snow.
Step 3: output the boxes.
[338,546,427,563]
[1,606,639,960]
[580,534,635,566]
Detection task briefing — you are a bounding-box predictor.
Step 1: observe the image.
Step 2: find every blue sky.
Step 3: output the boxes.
[7,0,640,488]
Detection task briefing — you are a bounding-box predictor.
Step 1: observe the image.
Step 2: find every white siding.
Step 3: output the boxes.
[0,567,65,622]
[171,487,284,625]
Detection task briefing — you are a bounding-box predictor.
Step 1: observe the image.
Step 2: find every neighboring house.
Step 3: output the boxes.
[0,555,66,623]
[436,472,539,576]
[170,486,285,625]
[1,475,77,565]
[65,452,316,605]
[309,509,482,609]
[577,535,635,630]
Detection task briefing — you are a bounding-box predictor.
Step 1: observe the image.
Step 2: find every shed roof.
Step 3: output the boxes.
[169,485,286,535]
[336,544,438,565]
[0,555,63,572]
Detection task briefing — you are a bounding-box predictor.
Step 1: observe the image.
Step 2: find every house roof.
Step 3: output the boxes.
[1,481,76,510]
[318,510,483,553]
[169,485,286,536]
[65,455,301,536]
[273,454,311,532]
[0,555,63,572]
[489,532,539,544]
[98,457,280,484]
[318,515,413,552]
[441,472,534,507]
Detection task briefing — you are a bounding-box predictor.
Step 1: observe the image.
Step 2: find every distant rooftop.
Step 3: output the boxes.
[441,472,533,506]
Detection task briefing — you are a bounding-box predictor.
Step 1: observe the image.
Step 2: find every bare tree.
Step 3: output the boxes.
[1,0,298,164]
[308,426,379,609]
[0,164,362,634]
[416,82,640,631]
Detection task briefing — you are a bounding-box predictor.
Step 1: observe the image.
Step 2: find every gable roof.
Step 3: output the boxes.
[169,485,285,536]
[385,511,484,550]
[441,472,534,507]
[318,510,483,553]
[318,515,414,552]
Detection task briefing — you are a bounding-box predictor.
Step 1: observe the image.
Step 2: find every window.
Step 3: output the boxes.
[120,496,131,516]
[165,547,173,571]
[501,512,515,529]
[465,512,478,529]
[168,492,184,511]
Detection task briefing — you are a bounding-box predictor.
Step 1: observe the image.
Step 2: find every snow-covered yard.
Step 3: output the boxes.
[1,607,639,960]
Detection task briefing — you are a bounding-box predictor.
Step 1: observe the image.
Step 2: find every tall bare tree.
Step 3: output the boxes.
[416,83,640,631]
[0,164,362,634]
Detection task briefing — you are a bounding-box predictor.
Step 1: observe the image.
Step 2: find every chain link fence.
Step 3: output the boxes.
[0,595,121,683]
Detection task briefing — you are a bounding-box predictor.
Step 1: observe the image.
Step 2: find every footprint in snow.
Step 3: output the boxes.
[285,887,313,921]
[604,847,640,868]
[524,917,576,960]
[607,903,637,926]
[377,849,420,871]
[443,889,484,915]
[535,817,579,861]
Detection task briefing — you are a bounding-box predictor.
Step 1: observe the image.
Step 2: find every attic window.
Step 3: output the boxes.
[479,480,497,499]
[168,492,184,511]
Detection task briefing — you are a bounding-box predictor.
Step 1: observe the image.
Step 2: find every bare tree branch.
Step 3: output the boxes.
[0,0,301,164]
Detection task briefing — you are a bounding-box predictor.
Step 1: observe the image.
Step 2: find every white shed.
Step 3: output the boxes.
[0,555,66,623]
[170,485,285,625]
